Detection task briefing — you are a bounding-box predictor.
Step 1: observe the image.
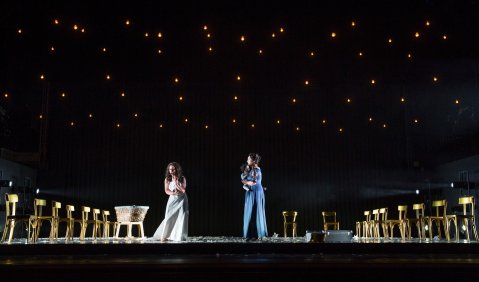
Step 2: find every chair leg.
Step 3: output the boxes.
[8,220,16,243]
[1,220,9,242]
[444,219,451,241]
[471,218,479,241]
[464,218,470,241]
[70,221,75,240]
[363,222,371,238]
[407,222,412,240]
[455,219,459,241]
[80,221,87,240]
[428,219,433,241]
[420,219,426,239]
[92,223,99,239]
[127,224,132,238]
[413,221,419,240]
[65,224,70,240]
[437,220,443,240]
[65,220,73,240]
[34,220,43,242]
[399,222,405,240]
[382,223,388,239]
[49,219,55,240]
[55,219,60,239]
[115,223,121,238]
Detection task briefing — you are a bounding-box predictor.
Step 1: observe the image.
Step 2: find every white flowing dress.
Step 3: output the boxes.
[152,181,189,241]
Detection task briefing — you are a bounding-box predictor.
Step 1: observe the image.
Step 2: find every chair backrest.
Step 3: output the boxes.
[92,208,101,220]
[372,209,379,220]
[102,210,110,222]
[81,206,90,221]
[379,208,388,221]
[397,205,408,220]
[66,205,75,219]
[4,193,19,217]
[412,203,425,219]
[33,198,47,216]
[52,201,62,217]
[432,200,447,217]
[459,196,475,215]
[282,211,298,223]
[364,211,371,221]
[322,211,337,223]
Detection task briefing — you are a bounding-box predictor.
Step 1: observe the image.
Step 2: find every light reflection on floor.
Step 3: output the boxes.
[2,235,475,244]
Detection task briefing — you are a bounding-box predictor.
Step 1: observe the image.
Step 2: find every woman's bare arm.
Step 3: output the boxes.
[177,177,187,193]
[164,178,178,195]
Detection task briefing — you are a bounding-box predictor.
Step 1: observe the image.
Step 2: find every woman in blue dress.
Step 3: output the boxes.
[242,153,268,239]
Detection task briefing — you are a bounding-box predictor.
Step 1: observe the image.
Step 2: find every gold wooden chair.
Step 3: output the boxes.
[48,201,62,240]
[373,208,389,239]
[355,218,362,237]
[356,211,371,238]
[282,211,298,238]
[371,209,380,238]
[1,193,31,243]
[102,210,117,238]
[387,205,407,240]
[88,208,103,239]
[407,203,426,240]
[454,196,479,241]
[362,211,371,238]
[322,211,339,231]
[75,206,91,240]
[59,205,75,240]
[425,200,455,241]
[29,198,59,242]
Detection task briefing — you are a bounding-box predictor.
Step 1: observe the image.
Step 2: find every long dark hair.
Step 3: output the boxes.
[248,153,261,164]
[165,162,185,182]
[248,153,261,182]
[240,163,249,174]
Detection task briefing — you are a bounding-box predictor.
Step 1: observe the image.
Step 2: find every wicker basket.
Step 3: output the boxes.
[114,205,149,222]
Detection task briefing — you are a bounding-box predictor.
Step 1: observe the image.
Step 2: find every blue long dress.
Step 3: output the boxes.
[243,167,268,238]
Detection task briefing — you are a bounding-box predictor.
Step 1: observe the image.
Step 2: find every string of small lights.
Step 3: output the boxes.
[1,10,470,137]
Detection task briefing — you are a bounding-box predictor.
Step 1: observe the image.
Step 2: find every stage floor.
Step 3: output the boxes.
[2,235,478,244]
[2,236,479,281]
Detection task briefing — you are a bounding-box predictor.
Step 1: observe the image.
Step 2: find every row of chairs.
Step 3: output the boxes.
[356,196,479,241]
[1,193,117,243]
[282,211,340,238]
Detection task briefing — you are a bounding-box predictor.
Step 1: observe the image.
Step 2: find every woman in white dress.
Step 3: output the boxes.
[152,162,189,241]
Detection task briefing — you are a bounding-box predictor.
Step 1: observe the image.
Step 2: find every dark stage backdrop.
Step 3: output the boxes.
[3,0,479,237]
[38,119,428,237]
[22,60,479,237]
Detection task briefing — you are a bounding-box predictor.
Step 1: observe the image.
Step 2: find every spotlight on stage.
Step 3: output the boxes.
[0,180,13,187]
[415,189,420,195]
[36,188,40,195]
